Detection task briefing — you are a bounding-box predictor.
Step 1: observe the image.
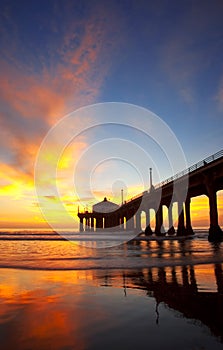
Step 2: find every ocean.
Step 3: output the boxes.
[0,229,223,349]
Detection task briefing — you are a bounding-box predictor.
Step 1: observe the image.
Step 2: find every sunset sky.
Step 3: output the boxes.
[0,0,223,229]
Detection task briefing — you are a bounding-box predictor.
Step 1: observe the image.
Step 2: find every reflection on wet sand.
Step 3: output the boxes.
[0,264,222,349]
[96,263,223,342]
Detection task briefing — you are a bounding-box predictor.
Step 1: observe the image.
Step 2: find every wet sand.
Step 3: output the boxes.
[0,264,223,350]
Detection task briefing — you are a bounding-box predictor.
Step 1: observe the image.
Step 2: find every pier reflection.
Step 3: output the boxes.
[98,263,223,341]
[0,263,223,349]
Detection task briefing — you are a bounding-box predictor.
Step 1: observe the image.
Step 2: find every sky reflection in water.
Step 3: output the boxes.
[0,253,223,349]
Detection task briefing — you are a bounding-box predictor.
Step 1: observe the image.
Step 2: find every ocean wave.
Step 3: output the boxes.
[0,254,222,271]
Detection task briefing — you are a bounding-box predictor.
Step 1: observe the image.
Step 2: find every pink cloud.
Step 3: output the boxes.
[0,5,123,180]
[0,2,126,226]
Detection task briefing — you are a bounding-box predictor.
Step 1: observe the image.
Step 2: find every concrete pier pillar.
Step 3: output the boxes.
[177,201,186,236]
[79,217,83,232]
[167,203,175,235]
[115,215,120,229]
[135,212,141,233]
[120,216,125,230]
[96,216,103,230]
[88,217,91,231]
[185,198,194,235]
[111,215,117,229]
[145,210,153,235]
[117,216,121,230]
[126,212,134,230]
[104,215,110,229]
[204,175,223,241]
[155,206,164,236]
[207,184,223,241]
[108,215,114,228]
[85,217,90,231]
[91,217,94,231]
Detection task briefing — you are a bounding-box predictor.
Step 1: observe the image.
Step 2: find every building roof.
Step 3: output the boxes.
[92,197,119,213]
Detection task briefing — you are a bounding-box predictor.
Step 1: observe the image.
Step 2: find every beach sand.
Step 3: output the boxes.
[0,263,222,350]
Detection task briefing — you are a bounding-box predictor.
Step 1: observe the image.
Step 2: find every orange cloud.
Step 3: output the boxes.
[0,4,124,227]
[0,4,123,174]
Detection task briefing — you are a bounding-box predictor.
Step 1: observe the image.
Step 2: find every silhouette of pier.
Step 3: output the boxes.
[78,150,223,241]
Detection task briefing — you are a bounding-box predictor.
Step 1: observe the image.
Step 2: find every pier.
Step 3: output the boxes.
[78,150,223,241]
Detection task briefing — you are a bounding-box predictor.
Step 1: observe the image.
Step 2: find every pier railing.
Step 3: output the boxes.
[126,149,223,204]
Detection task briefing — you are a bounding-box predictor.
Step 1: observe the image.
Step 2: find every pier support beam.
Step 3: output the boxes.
[155,206,164,236]
[96,216,103,230]
[185,198,194,235]
[145,210,153,235]
[135,212,141,233]
[112,215,119,230]
[177,201,186,236]
[120,216,125,231]
[90,217,94,231]
[126,212,135,230]
[167,203,175,235]
[208,190,223,241]
[116,216,119,230]
[204,175,223,241]
[85,217,90,231]
[79,217,83,232]
[104,216,109,229]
